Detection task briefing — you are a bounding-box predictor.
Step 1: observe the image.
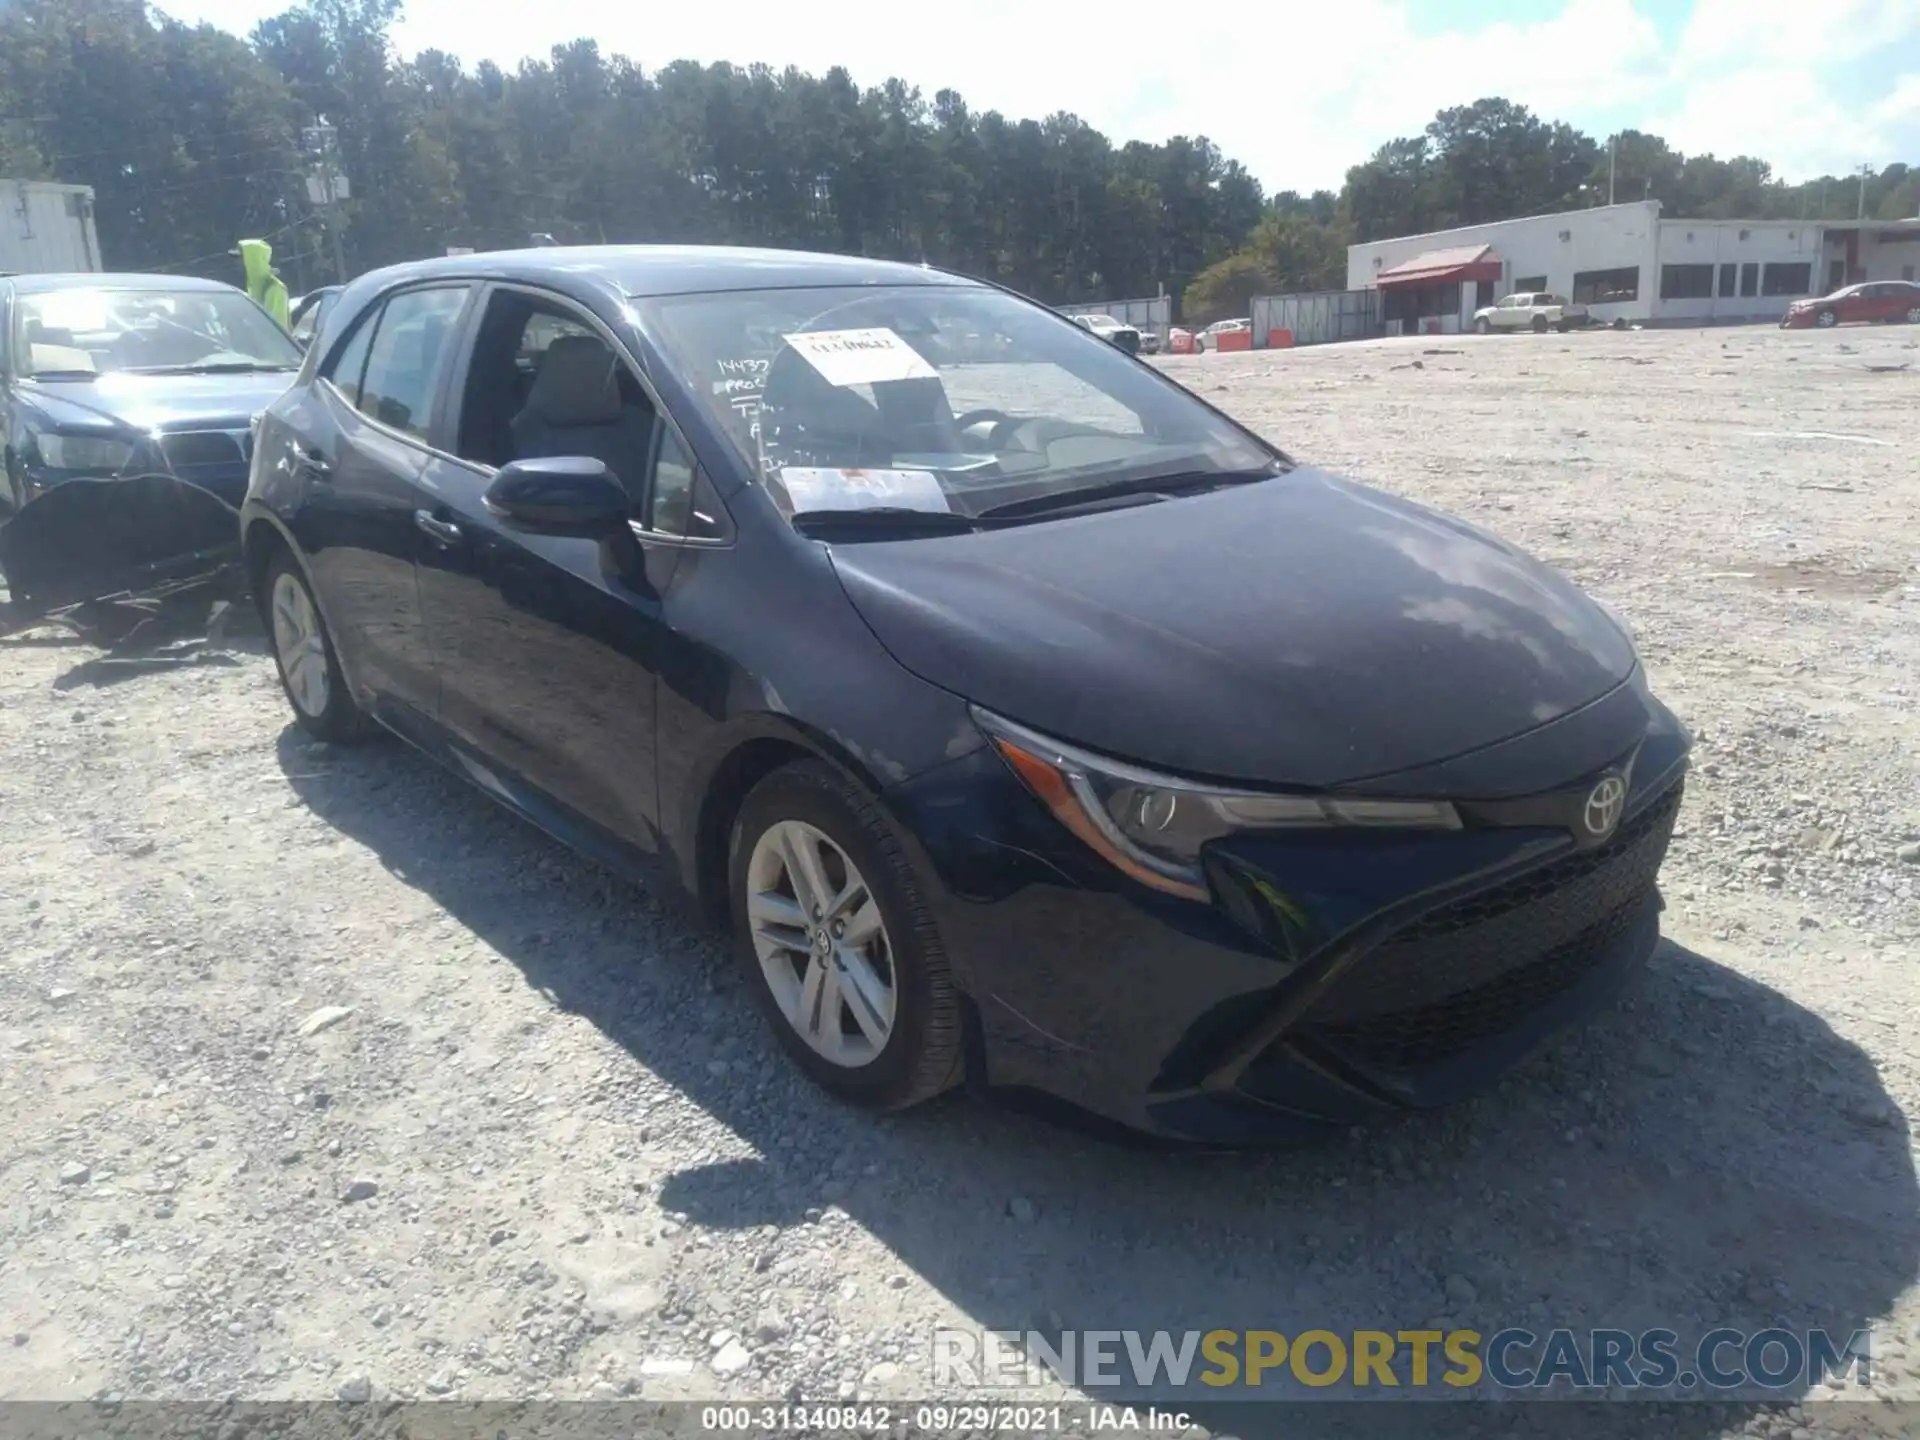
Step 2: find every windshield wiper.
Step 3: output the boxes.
[790,507,979,539]
[28,369,98,382]
[129,361,298,375]
[974,465,1282,522]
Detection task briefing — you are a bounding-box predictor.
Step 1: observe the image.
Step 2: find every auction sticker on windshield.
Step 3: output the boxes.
[782,328,937,387]
[779,467,951,513]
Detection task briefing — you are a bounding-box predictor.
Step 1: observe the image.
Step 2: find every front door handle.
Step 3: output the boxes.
[414,510,463,546]
[292,443,332,479]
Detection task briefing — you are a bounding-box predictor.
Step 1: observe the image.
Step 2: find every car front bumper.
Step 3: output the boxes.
[883,693,1690,1144]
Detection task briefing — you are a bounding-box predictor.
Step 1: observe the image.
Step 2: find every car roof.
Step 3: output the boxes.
[337,245,982,300]
[5,272,242,295]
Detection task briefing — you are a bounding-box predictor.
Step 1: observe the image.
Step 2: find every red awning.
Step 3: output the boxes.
[1375,244,1503,287]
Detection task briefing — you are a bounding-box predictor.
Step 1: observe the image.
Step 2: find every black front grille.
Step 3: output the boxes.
[1296,779,1684,1066]
[1312,900,1647,1070]
[159,430,250,505]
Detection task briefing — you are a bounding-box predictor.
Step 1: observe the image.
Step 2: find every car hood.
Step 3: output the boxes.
[20,371,298,433]
[828,468,1637,788]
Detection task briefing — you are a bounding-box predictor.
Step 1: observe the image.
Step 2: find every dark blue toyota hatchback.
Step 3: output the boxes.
[241,245,1690,1144]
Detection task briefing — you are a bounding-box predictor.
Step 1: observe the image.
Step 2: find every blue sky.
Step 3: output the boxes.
[157,0,1920,193]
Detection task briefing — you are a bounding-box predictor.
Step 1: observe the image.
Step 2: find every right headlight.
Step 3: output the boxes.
[26,422,135,476]
[1592,595,1640,653]
[972,707,1460,901]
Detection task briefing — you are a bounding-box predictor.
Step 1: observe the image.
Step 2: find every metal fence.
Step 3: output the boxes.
[1063,295,1173,346]
[1250,289,1383,348]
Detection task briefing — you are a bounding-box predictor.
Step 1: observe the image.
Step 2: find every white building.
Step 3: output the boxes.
[1345,199,1920,334]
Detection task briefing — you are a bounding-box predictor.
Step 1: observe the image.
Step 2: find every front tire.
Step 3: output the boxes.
[1475,317,1491,335]
[264,553,367,743]
[1815,308,1838,328]
[729,759,962,1111]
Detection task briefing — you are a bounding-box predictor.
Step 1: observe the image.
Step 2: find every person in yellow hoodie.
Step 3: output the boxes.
[234,238,291,330]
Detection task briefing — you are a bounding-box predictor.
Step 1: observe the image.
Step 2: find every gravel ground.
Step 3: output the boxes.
[2,324,1918,1437]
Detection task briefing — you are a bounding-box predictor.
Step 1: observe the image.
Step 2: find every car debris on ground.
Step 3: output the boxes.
[0,471,251,666]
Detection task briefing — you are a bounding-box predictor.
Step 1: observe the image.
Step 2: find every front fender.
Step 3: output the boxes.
[240,504,372,707]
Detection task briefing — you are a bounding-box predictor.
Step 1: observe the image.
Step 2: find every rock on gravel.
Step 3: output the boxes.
[339,1178,379,1203]
[297,1004,356,1036]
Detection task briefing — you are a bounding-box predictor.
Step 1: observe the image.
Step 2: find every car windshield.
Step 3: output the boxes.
[639,284,1276,523]
[16,285,302,378]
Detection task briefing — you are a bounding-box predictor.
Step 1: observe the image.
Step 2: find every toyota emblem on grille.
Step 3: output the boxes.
[1583,775,1626,838]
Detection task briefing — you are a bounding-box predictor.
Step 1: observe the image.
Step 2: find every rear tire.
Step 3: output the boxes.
[1531,315,1549,333]
[1906,306,1920,324]
[729,759,962,1112]
[264,552,367,743]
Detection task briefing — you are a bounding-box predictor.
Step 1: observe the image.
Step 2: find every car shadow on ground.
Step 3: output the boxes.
[278,728,1917,1440]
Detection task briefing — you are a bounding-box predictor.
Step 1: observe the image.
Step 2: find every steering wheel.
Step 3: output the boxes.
[953,408,1023,447]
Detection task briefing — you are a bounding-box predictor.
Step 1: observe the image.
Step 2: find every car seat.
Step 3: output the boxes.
[507,335,653,500]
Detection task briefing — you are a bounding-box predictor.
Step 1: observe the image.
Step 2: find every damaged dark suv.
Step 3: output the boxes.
[0,272,302,613]
[1,272,302,515]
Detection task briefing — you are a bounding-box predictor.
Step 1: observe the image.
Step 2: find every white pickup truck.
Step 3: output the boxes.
[1472,291,1590,334]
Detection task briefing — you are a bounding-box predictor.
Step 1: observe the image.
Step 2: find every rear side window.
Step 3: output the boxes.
[356,286,470,441]
[322,312,376,404]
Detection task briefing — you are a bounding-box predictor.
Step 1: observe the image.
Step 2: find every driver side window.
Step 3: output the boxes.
[452,292,655,506]
[452,288,728,540]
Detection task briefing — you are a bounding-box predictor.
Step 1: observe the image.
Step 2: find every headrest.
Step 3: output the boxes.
[521,334,622,427]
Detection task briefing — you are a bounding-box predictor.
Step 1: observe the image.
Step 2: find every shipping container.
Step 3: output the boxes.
[1251,289,1382,348]
[0,181,103,274]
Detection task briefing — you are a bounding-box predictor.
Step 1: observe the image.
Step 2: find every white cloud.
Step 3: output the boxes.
[1678,0,1920,65]
[1648,69,1885,174]
[1658,0,1920,172]
[1878,73,1920,121]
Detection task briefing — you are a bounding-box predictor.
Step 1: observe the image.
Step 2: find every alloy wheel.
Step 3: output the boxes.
[746,819,897,1068]
[1906,306,1920,324]
[1816,309,1837,327]
[270,570,330,718]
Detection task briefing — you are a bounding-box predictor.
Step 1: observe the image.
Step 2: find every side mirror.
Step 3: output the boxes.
[483,456,630,538]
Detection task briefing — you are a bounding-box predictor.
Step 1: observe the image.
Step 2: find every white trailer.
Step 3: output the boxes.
[0,180,102,274]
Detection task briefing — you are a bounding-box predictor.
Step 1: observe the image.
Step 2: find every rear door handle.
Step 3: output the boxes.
[414,510,463,546]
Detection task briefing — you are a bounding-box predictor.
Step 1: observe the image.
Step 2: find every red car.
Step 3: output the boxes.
[1780,279,1920,329]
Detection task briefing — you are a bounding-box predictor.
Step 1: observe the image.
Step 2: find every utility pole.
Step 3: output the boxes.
[1608,134,1616,206]
[302,117,351,284]
[1857,162,1870,220]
